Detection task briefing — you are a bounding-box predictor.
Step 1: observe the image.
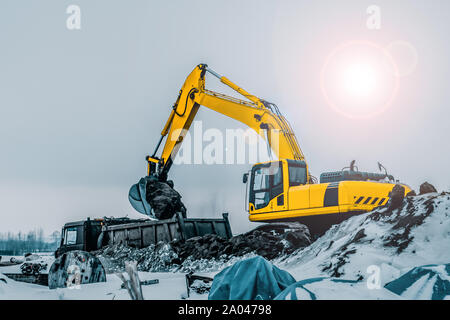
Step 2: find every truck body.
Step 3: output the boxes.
[55,213,232,258]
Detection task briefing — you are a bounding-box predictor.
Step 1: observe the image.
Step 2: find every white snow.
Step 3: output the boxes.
[0,271,210,300]
[288,279,400,300]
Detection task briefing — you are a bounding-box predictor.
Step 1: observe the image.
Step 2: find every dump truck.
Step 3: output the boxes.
[55,212,232,258]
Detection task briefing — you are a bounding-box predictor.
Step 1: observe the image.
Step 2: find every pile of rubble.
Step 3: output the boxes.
[96,243,179,273]
[95,222,311,273]
[171,222,311,261]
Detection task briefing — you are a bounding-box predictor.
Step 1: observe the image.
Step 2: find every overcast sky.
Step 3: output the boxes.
[0,0,449,235]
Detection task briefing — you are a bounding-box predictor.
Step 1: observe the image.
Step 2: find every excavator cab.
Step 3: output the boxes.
[247,160,308,214]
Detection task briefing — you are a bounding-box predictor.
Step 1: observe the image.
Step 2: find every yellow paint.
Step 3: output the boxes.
[249,173,411,221]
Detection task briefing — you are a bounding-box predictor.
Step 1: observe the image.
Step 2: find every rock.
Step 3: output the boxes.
[387,184,405,211]
[419,182,437,195]
[406,190,417,197]
[350,228,366,243]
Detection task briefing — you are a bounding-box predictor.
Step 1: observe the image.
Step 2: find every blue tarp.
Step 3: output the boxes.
[208,256,296,300]
[274,277,359,300]
[384,263,450,300]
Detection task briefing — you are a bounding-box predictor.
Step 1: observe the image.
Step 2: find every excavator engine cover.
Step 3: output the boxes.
[320,171,391,183]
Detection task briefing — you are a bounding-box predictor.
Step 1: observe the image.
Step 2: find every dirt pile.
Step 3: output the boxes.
[95,222,311,273]
[172,222,311,261]
[145,178,186,220]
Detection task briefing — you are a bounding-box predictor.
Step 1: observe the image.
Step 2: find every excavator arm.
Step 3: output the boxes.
[148,64,309,182]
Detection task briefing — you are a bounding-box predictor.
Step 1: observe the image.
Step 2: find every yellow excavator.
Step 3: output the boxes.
[130,64,411,234]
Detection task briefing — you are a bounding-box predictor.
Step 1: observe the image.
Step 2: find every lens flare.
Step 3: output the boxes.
[321,41,399,119]
[342,63,378,98]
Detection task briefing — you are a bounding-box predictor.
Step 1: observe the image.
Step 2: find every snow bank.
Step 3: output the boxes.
[278,192,450,290]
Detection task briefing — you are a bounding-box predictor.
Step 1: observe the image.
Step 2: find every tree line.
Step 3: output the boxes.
[0,229,60,255]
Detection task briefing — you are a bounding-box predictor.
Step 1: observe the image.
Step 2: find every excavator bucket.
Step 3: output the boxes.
[129,176,187,220]
[128,177,153,216]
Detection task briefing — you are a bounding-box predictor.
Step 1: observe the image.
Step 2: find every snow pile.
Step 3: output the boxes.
[279,192,450,288]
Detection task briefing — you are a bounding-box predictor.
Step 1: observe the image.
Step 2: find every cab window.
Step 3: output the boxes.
[63,226,83,245]
[250,162,283,210]
[289,165,307,186]
[64,227,77,245]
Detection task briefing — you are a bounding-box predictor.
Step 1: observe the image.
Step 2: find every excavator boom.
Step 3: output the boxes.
[147,64,308,181]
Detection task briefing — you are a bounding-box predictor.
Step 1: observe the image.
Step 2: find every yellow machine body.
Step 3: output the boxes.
[247,160,411,224]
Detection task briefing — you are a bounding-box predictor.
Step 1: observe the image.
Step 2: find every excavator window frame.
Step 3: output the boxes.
[249,161,284,210]
[287,160,308,187]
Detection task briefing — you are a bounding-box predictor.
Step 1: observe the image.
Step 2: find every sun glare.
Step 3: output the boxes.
[342,63,378,98]
[321,41,399,118]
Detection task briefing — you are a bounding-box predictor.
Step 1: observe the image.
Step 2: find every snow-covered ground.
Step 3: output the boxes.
[1,192,449,299]
[0,253,54,274]
[0,271,210,300]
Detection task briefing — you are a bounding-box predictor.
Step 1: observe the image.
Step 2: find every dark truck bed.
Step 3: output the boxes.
[56,213,232,257]
[102,213,233,248]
